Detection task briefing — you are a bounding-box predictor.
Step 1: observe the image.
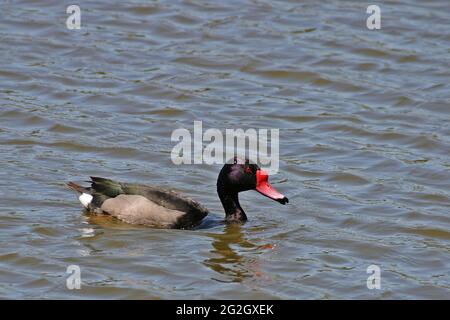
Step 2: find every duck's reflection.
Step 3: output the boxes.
[82,210,145,230]
[82,211,273,283]
[203,223,269,283]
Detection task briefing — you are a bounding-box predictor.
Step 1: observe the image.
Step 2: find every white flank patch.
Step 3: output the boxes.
[79,193,93,208]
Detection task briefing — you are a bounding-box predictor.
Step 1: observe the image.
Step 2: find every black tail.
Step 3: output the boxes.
[67,182,90,194]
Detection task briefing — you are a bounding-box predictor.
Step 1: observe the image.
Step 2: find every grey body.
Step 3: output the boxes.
[67,178,209,229]
[101,195,186,228]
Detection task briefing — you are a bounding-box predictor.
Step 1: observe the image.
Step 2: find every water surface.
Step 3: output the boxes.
[0,0,449,299]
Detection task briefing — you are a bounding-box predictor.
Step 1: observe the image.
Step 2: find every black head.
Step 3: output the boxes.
[217,158,289,205]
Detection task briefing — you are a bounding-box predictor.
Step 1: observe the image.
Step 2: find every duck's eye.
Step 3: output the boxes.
[244,167,252,174]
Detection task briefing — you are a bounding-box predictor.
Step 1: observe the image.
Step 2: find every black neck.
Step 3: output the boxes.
[217,186,248,222]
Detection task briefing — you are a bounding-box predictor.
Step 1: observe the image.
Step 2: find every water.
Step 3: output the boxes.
[0,0,449,299]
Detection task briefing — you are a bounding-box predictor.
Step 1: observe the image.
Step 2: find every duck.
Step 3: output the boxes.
[67,159,289,229]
